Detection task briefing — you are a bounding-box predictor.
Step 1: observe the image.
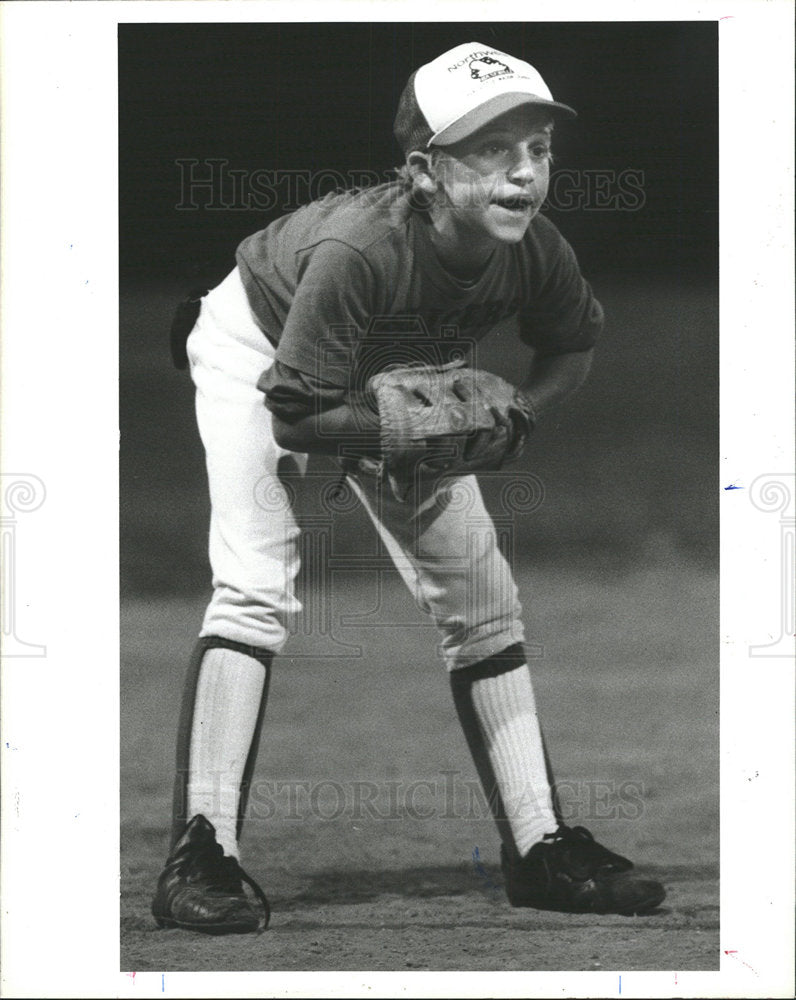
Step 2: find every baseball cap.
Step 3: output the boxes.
[394,41,576,156]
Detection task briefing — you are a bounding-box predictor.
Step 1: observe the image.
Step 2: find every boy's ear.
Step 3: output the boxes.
[406,151,439,195]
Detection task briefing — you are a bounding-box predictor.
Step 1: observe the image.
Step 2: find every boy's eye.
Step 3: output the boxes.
[475,140,551,160]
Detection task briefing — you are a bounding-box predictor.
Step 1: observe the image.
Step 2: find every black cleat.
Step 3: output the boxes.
[501,825,666,916]
[151,815,270,934]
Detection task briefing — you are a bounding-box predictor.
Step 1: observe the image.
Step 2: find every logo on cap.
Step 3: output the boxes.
[469,55,510,82]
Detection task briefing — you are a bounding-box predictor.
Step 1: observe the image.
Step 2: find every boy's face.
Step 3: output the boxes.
[429,106,553,245]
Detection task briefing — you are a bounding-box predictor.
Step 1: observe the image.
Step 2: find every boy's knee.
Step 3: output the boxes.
[437,610,526,673]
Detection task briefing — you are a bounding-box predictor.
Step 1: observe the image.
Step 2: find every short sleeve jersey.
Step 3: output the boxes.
[236,182,603,400]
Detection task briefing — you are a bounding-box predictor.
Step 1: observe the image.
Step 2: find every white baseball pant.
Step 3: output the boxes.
[186,267,525,670]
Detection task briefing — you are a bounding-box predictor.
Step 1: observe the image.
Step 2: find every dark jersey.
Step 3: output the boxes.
[236,182,603,419]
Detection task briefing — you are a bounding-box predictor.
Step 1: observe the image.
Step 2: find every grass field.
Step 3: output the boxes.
[121,558,718,972]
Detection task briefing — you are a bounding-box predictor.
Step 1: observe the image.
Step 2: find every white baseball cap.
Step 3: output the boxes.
[393,41,576,156]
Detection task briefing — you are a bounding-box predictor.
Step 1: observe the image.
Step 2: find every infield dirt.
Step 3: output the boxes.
[121,560,718,973]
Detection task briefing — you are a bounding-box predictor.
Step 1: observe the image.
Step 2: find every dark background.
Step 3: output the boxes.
[119,22,718,595]
[120,21,717,281]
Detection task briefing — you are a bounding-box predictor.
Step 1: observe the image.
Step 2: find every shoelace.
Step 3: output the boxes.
[230,862,271,932]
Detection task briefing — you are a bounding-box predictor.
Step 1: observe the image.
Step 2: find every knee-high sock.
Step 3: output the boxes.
[171,638,271,858]
[451,644,559,859]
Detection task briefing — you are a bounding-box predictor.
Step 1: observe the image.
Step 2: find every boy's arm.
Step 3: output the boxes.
[273,350,593,455]
[518,348,593,417]
[272,400,380,456]
[260,358,379,456]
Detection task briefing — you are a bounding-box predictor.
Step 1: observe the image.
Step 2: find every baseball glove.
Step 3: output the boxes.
[350,359,535,502]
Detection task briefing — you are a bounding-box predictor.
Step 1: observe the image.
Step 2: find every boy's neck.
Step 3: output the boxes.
[423,211,496,282]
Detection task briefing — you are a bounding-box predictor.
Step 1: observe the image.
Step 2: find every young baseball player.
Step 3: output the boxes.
[152,41,666,934]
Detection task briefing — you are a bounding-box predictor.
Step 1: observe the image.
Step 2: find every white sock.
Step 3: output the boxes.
[187,647,267,858]
[469,664,558,856]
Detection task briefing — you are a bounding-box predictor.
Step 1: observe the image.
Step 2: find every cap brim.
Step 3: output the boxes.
[429,92,577,147]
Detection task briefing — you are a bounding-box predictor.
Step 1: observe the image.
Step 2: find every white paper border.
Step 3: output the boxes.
[1,1,793,997]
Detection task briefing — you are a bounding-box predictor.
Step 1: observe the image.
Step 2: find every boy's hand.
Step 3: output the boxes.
[351,360,535,502]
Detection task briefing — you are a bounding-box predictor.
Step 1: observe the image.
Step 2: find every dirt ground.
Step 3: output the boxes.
[121,561,719,973]
[120,269,719,974]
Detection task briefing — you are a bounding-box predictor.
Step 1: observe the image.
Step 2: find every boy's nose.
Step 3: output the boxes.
[508,150,537,185]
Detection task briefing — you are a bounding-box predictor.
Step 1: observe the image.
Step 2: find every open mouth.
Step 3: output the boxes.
[491,195,535,213]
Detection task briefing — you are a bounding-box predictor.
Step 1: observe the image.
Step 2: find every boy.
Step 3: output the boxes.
[152,41,666,934]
